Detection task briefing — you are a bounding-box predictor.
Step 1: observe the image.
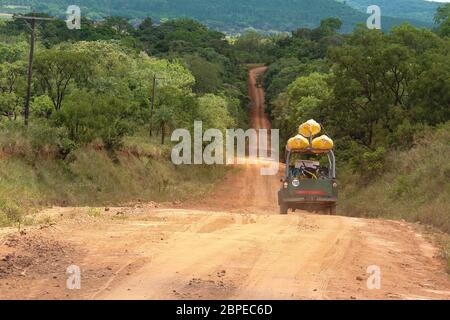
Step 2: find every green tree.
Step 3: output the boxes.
[197,94,235,132]
[0,41,27,63]
[234,31,271,63]
[151,87,191,144]
[0,61,26,120]
[154,106,175,145]
[435,3,450,37]
[34,48,92,111]
[103,17,135,36]
[0,61,26,94]
[327,28,413,148]
[183,55,223,93]
[54,90,135,150]
[31,95,54,119]
[0,92,19,120]
[272,72,331,145]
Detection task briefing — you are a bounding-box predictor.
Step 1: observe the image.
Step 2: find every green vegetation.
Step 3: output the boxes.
[0,15,247,226]
[23,0,432,33]
[261,5,450,233]
[0,124,230,227]
[0,1,449,241]
[435,3,450,37]
[339,123,450,233]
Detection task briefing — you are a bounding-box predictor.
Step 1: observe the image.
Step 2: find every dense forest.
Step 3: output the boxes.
[1,0,433,33]
[0,15,249,143]
[0,14,250,224]
[258,4,450,232]
[0,3,449,235]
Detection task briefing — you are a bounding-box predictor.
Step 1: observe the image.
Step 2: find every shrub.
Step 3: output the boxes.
[53,90,135,151]
[31,95,54,119]
[350,146,387,181]
[340,122,450,233]
[0,198,23,228]
[0,120,75,160]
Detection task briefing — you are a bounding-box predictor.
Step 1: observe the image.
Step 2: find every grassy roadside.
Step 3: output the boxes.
[0,133,230,228]
[441,237,450,274]
[339,123,450,232]
[420,225,450,274]
[338,122,450,272]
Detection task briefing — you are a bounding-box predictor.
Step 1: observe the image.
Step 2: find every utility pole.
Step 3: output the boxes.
[13,13,54,126]
[149,75,157,137]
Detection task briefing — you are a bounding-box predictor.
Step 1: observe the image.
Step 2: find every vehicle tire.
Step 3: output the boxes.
[329,204,337,215]
[280,204,288,215]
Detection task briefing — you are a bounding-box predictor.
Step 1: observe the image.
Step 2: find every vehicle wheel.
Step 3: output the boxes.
[280,204,288,215]
[329,204,337,215]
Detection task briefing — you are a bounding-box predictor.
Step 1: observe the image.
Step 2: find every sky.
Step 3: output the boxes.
[427,0,450,3]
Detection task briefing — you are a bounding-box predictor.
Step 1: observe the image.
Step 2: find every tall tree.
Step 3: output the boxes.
[34,48,91,111]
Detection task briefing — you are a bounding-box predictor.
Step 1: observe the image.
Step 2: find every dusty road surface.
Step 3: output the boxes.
[1,67,449,300]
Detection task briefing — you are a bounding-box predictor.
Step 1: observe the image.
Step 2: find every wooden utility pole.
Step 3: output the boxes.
[13,14,54,126]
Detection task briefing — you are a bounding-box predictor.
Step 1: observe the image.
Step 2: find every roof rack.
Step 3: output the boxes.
[286,147,333,154]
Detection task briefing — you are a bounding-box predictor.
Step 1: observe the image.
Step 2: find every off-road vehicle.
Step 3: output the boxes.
[278,148,337,215]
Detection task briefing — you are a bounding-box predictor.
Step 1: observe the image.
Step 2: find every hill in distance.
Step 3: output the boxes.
[342,0,441,24]
[8,0,440,32]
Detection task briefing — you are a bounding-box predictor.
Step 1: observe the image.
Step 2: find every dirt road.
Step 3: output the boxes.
[0,67,449,300]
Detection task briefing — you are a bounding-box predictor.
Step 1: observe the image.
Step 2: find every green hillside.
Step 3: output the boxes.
[342,0,440,24]
[14,0,433,32]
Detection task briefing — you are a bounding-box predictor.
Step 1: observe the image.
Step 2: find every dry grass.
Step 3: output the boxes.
[420,225,450,275]
[340,122,450,232]
[0,135,228,227]
[339,122,450,269]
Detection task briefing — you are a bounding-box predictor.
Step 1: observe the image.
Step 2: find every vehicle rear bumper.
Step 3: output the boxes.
[281,197,337,204]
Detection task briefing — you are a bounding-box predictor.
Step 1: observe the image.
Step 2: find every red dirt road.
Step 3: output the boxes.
[0,67,449,300]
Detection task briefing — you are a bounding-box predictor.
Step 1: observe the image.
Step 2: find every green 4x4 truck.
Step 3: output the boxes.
[278,149,337,215]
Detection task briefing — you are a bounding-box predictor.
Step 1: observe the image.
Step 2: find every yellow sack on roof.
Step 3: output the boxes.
[299,119,321,137]
[287,135,310,150]
[312,135,334,150]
